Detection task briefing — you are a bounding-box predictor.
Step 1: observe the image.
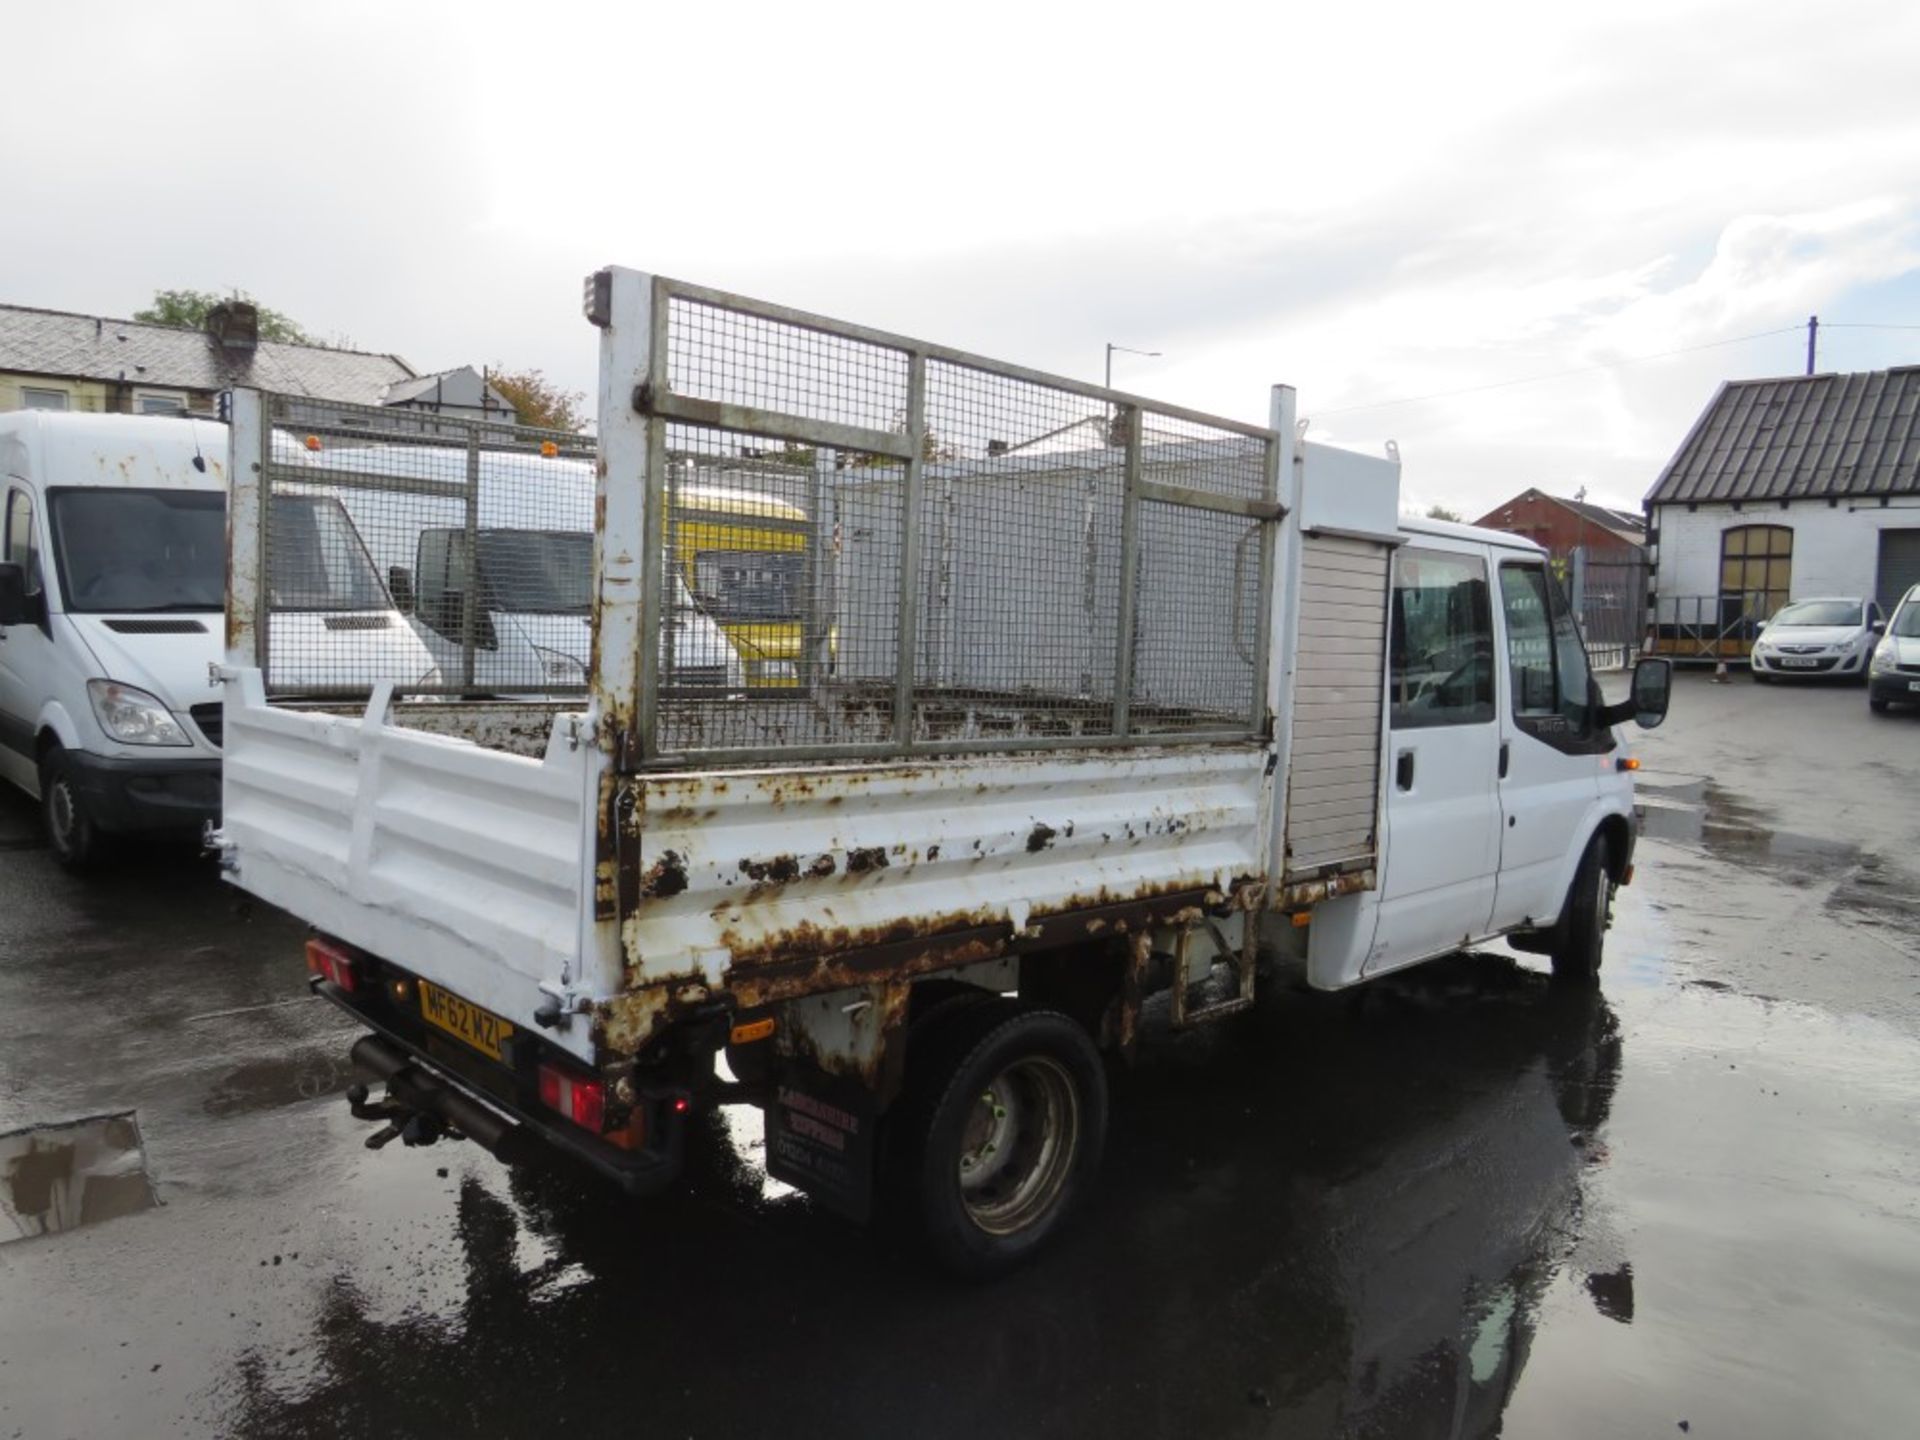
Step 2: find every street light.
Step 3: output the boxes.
[1105,342,1161,390]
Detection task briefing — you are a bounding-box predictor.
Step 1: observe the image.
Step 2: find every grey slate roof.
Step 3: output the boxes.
[1647,367,1920,506]
[0,304,415,404]
[1558,495,1646,538]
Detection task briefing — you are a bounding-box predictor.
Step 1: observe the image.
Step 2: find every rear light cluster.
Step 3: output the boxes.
[305,937,359,992]
[538,1063,607,1133]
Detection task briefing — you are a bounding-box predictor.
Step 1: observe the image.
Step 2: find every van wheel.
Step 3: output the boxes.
[1550,833,1610,984]
[891,1002,1106,1278]
[40,748,106,870]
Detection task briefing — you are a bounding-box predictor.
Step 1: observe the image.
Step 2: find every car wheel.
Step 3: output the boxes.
[1869,697,1891,714]
[1550,833,1611,985]
[40,748,107,870]
[1751,670,1770,684]
[890,1001,1107,1278]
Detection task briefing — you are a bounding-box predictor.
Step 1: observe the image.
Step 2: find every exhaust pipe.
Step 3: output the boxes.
[349,1035,517,1152]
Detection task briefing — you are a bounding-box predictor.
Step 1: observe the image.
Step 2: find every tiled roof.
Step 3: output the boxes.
[0,304,415,405]
[1647,368,1920,505]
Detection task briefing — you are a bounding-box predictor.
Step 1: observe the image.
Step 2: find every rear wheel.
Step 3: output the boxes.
[39,748,107,870]
[1550,833,1611,985]
[891,1002,1107,1277]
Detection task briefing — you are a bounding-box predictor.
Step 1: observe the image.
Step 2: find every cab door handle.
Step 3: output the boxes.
[1498,741,1510,779]
[1395,749,1415,791]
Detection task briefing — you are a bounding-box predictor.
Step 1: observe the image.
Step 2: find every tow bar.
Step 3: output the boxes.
[346,1035,517,1155]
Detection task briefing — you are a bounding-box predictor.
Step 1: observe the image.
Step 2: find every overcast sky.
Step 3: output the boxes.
[7,1,1918,516]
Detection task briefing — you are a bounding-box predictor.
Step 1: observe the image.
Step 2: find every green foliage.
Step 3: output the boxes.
[487,366,589,433]
[1425,503,1463,522]
[132,288,311,344]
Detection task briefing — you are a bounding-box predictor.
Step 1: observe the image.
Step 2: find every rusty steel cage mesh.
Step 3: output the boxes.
[255,395,597,697]
[643,287,1279,760]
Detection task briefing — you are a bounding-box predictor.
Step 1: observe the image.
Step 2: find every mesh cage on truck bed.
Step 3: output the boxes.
[599,272,1286,767]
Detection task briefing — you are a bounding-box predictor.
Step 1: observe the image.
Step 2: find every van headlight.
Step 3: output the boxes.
[87,680,191,746]
[1871,644,1896,673]
[533,646,588,683]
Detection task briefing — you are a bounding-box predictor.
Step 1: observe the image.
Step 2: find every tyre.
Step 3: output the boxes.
[1550,832,1611,985]
[1869,697,1891,714]
[39,747,107,870]
[891,1001,1107,1278]
[1751,669,1771,685]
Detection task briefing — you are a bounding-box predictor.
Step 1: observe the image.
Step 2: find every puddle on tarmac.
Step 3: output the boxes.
[1,1111,159,1243]
[1637,778,1861,879]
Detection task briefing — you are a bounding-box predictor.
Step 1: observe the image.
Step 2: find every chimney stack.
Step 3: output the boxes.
[206,301,260,353]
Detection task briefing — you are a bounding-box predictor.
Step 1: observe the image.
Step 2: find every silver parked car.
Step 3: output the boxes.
[1868,584,1920,714]
[1750,596,1884,683]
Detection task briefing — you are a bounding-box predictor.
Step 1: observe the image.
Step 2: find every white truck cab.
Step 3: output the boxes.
[0,411,433,866]
[1303,517,1659,989]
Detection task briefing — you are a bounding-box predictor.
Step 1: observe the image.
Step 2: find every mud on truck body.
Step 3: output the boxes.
[210,269,1663,1274]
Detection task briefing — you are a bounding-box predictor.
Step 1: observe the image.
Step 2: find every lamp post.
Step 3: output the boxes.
[1104,342,1161,390]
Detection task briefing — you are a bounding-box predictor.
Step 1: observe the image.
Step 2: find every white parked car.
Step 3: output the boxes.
[1749,596,1885,682]
[1868,584,1920,714]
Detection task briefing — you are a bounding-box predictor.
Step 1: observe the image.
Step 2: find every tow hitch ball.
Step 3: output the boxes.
[346,1082,446,1150]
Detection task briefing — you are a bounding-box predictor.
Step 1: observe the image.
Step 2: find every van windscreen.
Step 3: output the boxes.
[49,488,225,612]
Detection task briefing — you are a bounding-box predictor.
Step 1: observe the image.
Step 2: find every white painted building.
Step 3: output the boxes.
[1646,367,1920,658]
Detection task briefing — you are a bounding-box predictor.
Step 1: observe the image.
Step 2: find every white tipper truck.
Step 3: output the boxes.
[208,269,1671,1275]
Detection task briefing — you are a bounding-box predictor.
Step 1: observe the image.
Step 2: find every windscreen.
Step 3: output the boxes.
[49,488,224,612]
[268,495,390,611]
[1772,600,1861,627]
[692,549,803,620]
[1894,603,1920,638]
[473,530,592,613]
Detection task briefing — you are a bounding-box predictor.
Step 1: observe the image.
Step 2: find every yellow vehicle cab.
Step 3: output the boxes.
[670,483,810,688]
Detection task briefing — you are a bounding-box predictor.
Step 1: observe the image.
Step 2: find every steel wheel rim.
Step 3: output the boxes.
[956,1055,1079,1236]
[46,779,76,851]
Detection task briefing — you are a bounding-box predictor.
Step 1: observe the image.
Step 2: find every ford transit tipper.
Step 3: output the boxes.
[208,271,1671,1273]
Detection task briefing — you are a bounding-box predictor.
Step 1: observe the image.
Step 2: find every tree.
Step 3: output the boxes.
[1425,503,1463,522]
[487,366,589,432]
[133,288,311,344]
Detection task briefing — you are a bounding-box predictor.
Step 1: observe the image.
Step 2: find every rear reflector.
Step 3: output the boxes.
[305,937,359,992]
[729,1017,776,1045]
[537,1063,607,1133]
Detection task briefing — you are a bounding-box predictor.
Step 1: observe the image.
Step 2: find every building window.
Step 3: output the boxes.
[1720,524,1792,624]
[136,392,189,416]
[21,387,70,411]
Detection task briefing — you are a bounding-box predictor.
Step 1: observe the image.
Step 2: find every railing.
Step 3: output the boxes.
[595,271,1287,767]
[1645,593,1762,663]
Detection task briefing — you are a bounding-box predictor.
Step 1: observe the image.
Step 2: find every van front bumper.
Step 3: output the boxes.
[1869,670,1920,705]
[64,752,220,834]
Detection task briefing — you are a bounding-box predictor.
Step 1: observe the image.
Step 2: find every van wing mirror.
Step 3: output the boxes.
[1598,657,1672,730]
[0,563,25,626]
[388,565,415,614]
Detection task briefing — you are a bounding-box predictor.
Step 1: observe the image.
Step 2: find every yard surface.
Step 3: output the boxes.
[1,672,1917,1438]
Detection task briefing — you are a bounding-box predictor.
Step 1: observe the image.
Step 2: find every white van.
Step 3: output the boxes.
[295,443,745,696]
[0,412,433,866]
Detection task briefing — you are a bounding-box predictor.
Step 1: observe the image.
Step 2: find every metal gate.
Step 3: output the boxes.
[591,271,1286,766]
[1572,548,1648,671]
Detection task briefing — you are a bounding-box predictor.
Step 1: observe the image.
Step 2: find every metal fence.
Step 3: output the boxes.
[627,278,1283,763]
[240,394,600,697]
[1570,549,1649,671]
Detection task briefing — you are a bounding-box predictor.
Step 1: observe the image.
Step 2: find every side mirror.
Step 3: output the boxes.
[0,562,25,626]
[1628,656,1672,729]
[388,565,415,614]
[1870,619,1885,634]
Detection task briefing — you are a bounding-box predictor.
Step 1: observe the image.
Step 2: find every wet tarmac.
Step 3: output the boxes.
[1,671,1917,1438]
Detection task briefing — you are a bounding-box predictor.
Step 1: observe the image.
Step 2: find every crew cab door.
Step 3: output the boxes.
[1367,543,1502,974]
[1489,558,1607,931]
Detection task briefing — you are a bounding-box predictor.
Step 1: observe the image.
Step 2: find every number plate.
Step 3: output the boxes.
[418,980,513,1062]
[1777,657,1818,668]
[1909,680,1920,693]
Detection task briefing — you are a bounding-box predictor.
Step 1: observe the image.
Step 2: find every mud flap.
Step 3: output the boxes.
[765,1065,877,1223]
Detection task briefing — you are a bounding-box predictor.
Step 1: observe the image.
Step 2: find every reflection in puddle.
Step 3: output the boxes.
[1637,779,1861,879]
[1,1111,158,1242]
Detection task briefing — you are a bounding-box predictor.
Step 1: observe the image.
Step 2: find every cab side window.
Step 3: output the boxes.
[5,488,42,595]
[1500,561,1599,745]
[1389,547,1495,729]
